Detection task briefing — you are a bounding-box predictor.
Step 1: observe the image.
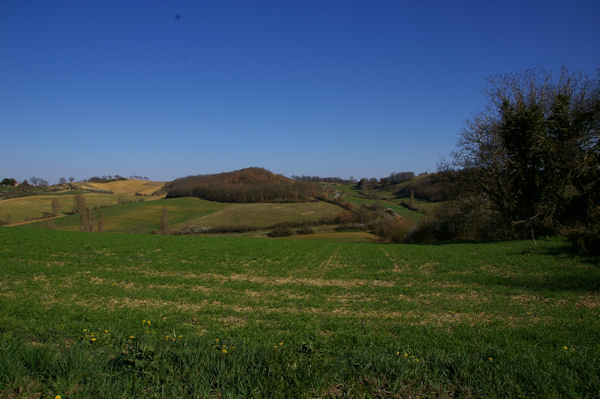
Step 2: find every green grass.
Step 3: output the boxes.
[175,201,345,231]
[23,197,226,234]
[343,195,425,221]
[0,228,599,397]
[0,193,133,223]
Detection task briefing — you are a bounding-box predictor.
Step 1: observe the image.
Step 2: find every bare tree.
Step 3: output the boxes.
[74,194,87,214]
[160,206,169,234]
[58,177,67,184]
[51,198,61,216]
[69,177,75,183]
[97,208,104,232]
[80,206,94,232]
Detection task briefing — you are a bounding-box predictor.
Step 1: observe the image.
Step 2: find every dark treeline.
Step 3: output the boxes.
[291,176,355,184]
[395,172,459,202]
[165,167,324,203]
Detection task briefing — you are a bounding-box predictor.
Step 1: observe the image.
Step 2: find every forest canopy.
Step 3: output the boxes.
[164,167,324,203]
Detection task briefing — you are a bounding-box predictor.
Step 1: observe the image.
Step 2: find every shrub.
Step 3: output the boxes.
[296,226,314,235]
[374,217,415,243]
[268,225,295,237]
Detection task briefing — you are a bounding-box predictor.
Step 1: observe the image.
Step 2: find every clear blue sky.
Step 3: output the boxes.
[1,0,599,183]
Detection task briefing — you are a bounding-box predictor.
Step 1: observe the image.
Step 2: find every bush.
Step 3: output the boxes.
[374,218,415,243]
[565,225,600,255]
[296,226,314,235]
[268,225,295,237]
[408,196,508,243]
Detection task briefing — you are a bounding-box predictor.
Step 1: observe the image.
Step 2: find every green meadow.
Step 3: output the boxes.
[1,228,598,398]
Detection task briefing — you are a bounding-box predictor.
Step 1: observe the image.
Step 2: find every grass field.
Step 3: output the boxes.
[24,197,227,234]
[1,228,598,398]
[343,196,424,221]
[80,180,164,195]
[0,193,132,223]
[175,202,345,231]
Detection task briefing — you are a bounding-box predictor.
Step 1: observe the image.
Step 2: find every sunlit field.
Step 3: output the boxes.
[1,228,598,398]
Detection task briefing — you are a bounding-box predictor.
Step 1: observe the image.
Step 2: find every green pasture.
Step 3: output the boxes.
[0,193,132,223]
[175,201,345,231]
[343,195,424,221]
[0,228,598,397]
[24,197,226,234]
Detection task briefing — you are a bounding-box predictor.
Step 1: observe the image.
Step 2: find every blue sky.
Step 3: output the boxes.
[1,0,599,182]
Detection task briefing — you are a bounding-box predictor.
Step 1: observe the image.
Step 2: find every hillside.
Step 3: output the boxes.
[165,167,323,203]
[78,179,164,196]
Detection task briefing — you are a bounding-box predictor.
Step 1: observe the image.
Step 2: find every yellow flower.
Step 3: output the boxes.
[274,345,279,348]
[404,353,408,357]
[142,319,146,323]
[221,349,227,353]
[104,330,109,333]
[83,329,87,332]
[396,351,400,356]
[55,395,61,399]
[278,342,284,346]
[488,357,493,361]
[91,337,96,342]
[146,320,151,325]
[563,346,568,350]
[129,336,135,339]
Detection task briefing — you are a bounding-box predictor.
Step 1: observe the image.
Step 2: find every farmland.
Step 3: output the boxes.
[1,228,598,398]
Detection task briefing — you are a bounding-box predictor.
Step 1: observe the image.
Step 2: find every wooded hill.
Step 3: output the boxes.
[164,167,323,203]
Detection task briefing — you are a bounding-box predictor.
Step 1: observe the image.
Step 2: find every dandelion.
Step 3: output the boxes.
[55,396,61,399]
[488,357,493,361]
[563,346,568,350]
[104,330,109,333]
[91,337,97,342]
[278,342,284,346]
[396,351,400,356]
[404,353,408,357]
[146,320,151,325]
[83,329,87,332]
[129,335,135,339]
[142,319,146,323]
[222,349,227,353]
[274,345,279,348]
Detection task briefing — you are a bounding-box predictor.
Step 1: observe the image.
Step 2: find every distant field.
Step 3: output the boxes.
[282,231,380,243]
[24,197,226,234]
[0,228,598,397]
[81,179,164,195]
[175,201,345,231]
[343,196,425,221]
[0,193,128,223]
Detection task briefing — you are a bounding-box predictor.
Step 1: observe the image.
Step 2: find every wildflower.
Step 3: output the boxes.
[278,342,284,346]
[130,336,135,339]
[488,357,493,361]
[104,330,109,333]
[145,330,149,334]
[404,353,408,357]
[83,329,87,332]
[396,351,400,356]
[146,320,151,325]
[222,349,227,353]
[274,345,279,348]
[563,346,568,350]
[55,396,61,399]
[91,337,97,342]
[142,319,146,323]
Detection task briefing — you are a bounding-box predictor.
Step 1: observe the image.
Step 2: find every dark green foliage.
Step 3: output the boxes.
[439,67,599,245]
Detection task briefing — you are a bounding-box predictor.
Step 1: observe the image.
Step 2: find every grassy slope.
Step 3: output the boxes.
[81,179,164,195]
[24,197,226,233]
[175,201,345,230]
[0,228,598,397]
[0,193,128,223]
[344,195,425,221]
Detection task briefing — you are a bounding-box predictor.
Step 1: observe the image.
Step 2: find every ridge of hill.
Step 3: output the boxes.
[165,167,323,203]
